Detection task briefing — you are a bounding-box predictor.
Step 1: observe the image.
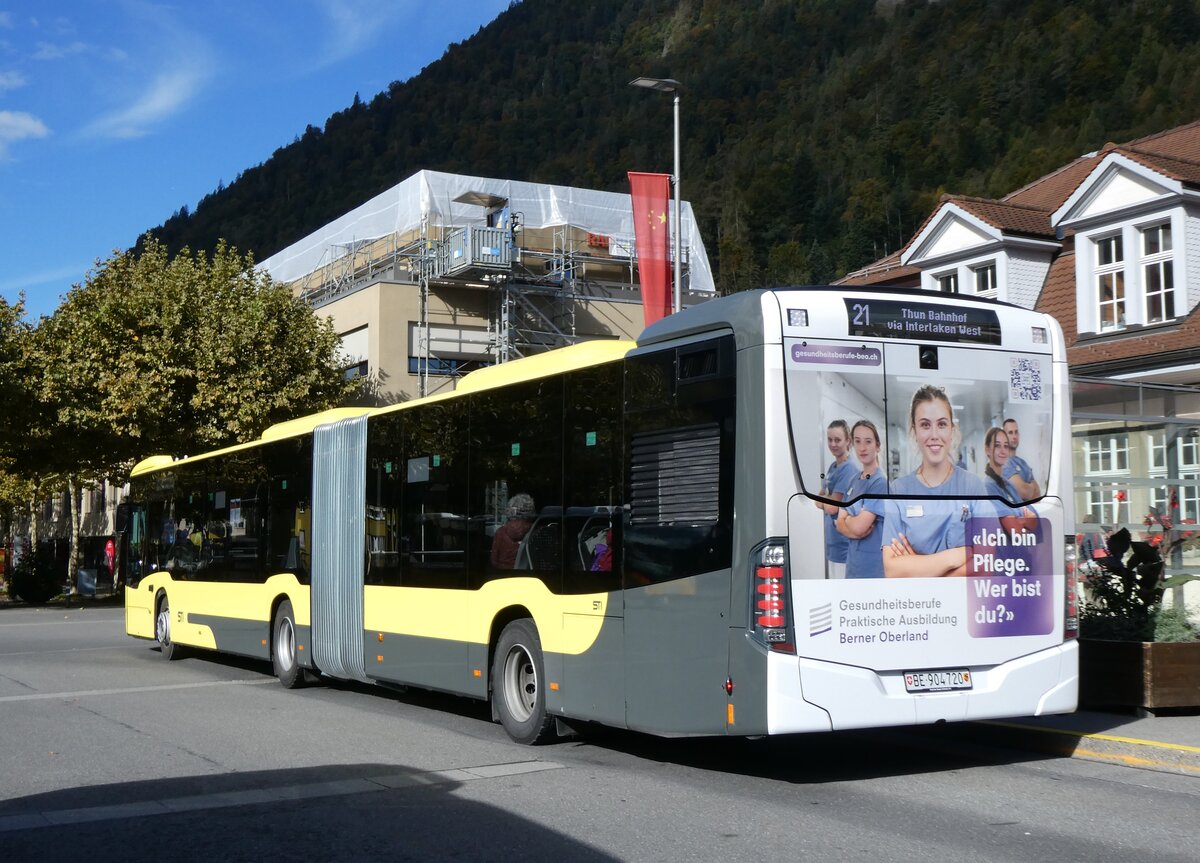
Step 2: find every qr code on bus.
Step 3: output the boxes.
[1009,358,1043,402]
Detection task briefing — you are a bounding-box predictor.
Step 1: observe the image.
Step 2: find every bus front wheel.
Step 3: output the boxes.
[155,595,180,661]
[272,600,304,689]
[492,619,556,745]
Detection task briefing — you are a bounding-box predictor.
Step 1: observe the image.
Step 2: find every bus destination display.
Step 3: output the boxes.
[844,298,1001,345]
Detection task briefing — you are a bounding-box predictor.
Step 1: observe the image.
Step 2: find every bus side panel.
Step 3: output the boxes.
[126,579,156,639]
[561,610,626,728]
[146,575,309,660]
[624,570,731,735]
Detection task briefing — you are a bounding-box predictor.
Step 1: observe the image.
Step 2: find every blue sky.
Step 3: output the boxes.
[0,1,511,319]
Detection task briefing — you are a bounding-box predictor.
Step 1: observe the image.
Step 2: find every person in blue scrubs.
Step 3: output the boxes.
[882,385,993,578]
[983,426,1020,502]
[815,419,854,578]
[1002,418,1041,499]
[984,425,1039,528]
[836,419,887,579]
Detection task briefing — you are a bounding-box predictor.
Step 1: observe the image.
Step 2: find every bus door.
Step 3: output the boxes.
[312,415,371,683]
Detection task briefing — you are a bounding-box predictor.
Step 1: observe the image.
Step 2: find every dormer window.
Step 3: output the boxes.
[936,272,959,293]
[1094,234,1125,331]
[1141,222,1175,323]
[971,262,997,294]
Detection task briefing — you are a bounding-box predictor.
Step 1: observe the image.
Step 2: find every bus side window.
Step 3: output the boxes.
[624,338,736,585]
[563,361,622,594]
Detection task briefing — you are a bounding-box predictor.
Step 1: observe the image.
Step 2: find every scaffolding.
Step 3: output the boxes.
[295,215,684,396]
[262,171,713,398]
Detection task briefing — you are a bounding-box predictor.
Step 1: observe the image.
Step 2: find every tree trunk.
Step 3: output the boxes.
[67,475,81,595]
[26,480,39,557]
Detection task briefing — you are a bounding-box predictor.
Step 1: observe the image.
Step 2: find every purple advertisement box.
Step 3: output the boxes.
[965,517,1055,638]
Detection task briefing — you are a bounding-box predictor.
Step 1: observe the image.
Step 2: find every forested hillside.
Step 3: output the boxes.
[148,0,1200,291]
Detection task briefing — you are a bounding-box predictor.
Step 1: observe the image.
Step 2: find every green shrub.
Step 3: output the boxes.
[9,547,62,605]
[1152,605,1199,643]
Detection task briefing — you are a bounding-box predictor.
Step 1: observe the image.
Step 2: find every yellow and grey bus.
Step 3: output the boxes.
[124,287,1079,743]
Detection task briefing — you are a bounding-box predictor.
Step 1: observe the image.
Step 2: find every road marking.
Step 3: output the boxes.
[0,678,276,703]
[984,720,1200,754]
[0,761,566,832]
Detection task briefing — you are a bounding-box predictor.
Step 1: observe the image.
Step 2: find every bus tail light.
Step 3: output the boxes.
[1064,536,1079,640]
[753,541,794,654]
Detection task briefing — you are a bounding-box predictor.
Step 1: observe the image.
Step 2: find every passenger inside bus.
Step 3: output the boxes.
[490,493,535,570]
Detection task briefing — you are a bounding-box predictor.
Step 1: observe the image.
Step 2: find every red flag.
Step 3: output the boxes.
[628,172,672,326]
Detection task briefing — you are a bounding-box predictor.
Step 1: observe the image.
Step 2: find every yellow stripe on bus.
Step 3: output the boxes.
[364,579,611,654]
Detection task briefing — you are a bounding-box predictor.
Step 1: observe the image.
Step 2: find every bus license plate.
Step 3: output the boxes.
[904,669,972,693]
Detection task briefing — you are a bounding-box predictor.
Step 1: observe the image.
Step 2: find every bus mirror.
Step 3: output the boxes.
[919,347,939,370]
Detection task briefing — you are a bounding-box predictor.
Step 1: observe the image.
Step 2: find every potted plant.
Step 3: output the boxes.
[1078,522,1200,712]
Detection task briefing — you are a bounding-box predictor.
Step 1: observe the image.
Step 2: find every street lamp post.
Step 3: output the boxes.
[629,76,683,314]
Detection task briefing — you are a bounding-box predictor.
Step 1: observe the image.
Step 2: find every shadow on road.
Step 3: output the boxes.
[1,762,617,862]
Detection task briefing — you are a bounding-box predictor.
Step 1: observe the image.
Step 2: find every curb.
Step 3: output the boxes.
[965,719,1200,777]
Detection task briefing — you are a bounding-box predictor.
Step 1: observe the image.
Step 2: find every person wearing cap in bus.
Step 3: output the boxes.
[490,493,535,570]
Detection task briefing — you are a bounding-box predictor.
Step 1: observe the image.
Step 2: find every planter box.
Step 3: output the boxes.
[1079,638,1200,711]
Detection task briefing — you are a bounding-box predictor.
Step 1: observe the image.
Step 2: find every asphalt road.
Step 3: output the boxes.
[1,605,1198,862]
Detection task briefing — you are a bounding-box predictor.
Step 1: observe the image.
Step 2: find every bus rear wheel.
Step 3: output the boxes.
[492,619,556,745]
[272,600,304,689]
[155,595,180,661]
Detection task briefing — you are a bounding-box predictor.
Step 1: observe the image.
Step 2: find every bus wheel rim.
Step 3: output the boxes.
[156,608,170,646]
[276,618,295,671]
[502,643,537,722]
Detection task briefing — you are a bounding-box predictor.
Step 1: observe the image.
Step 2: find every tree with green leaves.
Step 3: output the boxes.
[32,238,353,592]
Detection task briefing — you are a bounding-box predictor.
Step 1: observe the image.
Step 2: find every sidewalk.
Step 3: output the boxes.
[969,709,1200,776]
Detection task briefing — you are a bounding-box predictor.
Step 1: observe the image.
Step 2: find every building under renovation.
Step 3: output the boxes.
[259,170,716,403]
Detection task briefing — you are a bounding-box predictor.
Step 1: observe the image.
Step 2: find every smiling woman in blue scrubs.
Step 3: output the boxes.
[836,420,887,579]
[882,385,993,578]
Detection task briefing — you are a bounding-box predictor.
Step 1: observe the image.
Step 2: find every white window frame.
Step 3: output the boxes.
[1141,221,1175,324]
[1094,233,1125,332]
[1085,488,1123,525]
[935,271,959,294]
[1084,434,1129,475]
[971,261,997,295]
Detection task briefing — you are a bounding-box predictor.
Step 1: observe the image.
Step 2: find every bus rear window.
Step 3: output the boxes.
[785,338,1053,506]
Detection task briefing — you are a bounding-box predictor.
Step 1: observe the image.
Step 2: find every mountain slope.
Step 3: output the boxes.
[148,0,1200,290]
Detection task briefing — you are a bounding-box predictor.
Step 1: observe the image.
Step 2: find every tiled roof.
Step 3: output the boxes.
[1033,244,1077,338]
[836,250,921,286]
[1120,148,1200,185]
[1003,151,1103,210]
[949,196,1054,238]
[1067,316,1200,373]
[1123,118,1200,163]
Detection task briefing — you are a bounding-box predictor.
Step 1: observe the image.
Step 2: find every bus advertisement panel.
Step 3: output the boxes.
[783,299,1064,673]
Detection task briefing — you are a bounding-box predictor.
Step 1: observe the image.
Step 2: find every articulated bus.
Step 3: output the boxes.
[124,287,1078,743]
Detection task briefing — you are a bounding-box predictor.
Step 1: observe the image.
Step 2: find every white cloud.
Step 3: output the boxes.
[0,70,26,92]
[33,40,88,60]
[0,262,87,294]
[0,110,50,158]
[314,0,409,67]
[83,66,207,139]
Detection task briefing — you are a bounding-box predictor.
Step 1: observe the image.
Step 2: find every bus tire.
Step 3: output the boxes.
[155,594,181,661]
[272,600,304,689]
[492,619,555,745]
